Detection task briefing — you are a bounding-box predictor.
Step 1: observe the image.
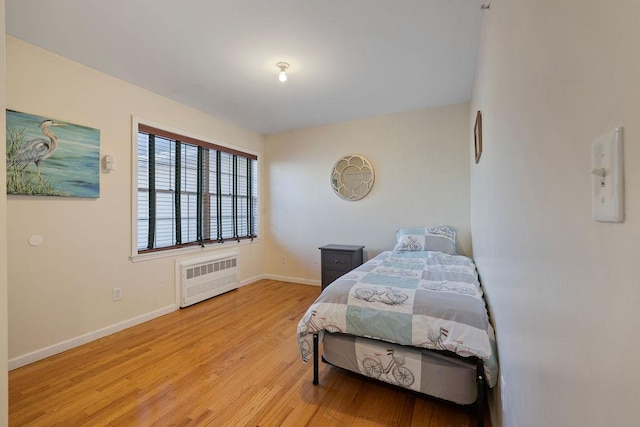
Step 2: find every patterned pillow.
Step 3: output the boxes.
[393,226,457,255]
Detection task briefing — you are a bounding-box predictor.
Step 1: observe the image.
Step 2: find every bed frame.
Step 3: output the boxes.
[311,333,486,427]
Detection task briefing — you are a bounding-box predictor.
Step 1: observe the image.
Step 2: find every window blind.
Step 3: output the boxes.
[137,125,258,253]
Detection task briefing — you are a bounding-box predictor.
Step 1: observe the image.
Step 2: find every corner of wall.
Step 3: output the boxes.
[1,0,10,424]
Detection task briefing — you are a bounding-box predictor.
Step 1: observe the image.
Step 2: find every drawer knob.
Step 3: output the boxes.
[334,259,339,263]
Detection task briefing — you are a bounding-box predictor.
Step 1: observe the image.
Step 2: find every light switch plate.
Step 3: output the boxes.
[592,127,624,222]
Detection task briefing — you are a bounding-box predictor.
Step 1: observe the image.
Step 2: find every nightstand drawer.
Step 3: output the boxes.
[322,252,354,271]
[323,269,347,286]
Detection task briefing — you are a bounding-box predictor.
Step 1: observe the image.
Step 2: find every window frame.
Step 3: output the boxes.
[130,117,260,262]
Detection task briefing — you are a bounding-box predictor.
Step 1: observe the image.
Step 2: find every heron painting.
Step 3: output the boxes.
[6,110,100,197]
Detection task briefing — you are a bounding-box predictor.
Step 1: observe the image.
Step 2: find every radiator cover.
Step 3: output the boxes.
[177,251,239,307]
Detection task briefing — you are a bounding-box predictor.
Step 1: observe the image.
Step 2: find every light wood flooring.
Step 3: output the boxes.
[9,279,488,426]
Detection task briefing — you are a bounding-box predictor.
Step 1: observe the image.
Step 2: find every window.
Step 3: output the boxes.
[136,124,258,253]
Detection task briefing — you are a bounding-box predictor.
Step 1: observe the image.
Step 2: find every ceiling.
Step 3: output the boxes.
[6,0,485,135]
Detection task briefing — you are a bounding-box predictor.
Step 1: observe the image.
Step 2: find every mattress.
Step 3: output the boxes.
[322,332,478,405]
[297,250,498,388]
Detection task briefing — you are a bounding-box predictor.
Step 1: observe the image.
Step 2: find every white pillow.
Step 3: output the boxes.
[393,226,457,255]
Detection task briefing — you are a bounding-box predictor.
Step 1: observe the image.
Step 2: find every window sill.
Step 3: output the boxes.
[130,238,261,263]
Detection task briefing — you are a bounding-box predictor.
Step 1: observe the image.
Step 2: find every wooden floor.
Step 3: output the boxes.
[9,279,489,426]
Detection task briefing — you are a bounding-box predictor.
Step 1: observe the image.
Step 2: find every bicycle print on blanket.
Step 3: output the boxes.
[354,286,409,306]
[355,340,422,392]
[297,310,343,361]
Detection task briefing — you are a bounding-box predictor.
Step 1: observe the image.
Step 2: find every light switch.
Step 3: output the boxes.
[591,127,624,222]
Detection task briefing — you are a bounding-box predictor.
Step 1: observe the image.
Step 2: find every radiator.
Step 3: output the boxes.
[177,251,239,307]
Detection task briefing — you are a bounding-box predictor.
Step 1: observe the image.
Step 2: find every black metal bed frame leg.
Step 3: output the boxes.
[476,358,485,427]
[313,333,319,385]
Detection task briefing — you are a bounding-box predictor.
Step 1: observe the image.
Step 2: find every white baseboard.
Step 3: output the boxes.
[8,304,177,370]
[239,274,267,287]
[9,276,317,371]
[262,274,321,287]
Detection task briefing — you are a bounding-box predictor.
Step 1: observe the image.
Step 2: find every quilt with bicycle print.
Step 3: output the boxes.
[297,250,498,387]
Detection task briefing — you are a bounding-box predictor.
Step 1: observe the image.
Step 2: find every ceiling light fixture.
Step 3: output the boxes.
[276,62,290,82]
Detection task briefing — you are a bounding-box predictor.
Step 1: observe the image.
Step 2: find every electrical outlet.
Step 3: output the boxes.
[113,287,123,302]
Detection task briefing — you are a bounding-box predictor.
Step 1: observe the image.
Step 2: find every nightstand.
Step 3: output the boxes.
[319,244,364,291]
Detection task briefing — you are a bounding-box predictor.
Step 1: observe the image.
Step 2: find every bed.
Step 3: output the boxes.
[296,226,498,426]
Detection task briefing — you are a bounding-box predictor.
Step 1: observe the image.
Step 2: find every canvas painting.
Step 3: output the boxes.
[6,110,100,198]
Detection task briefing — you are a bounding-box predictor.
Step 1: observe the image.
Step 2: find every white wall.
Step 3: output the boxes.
[264,103,471,283]
[6,37,264,365]
[471,1,640,426]
[1,1,9,424]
